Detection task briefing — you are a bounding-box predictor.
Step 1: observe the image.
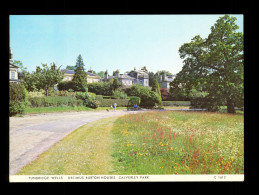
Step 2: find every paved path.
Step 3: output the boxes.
[9,110,136,175]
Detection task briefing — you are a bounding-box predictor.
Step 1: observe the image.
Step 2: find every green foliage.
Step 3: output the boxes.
[112,89,128,99]
[111,78,121,91]
[87,82,113,96]
[72,54,88,92]
[29,96,84,107]
[96,71,105,79]
[172,15,243,113]
[95,95,103,101]
[36,63,64,96]
[128,96,141,107]
[151,79,161,97]
[75,92,98,108]
[66,65,75,70]
[89,100,100,109]
[21,63,64,95]
[9,83,28,116]
[190,97,221,112]
[47,90,76,97]
[57,81,78,91]
[128,84,161,108]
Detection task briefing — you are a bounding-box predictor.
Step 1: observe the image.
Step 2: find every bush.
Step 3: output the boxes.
[9,83,28,116]
[112,89,128,99]
[89,100,100,108]
[28,90,45,98]
[95,95,103,101]
[57,81,77,91]
[87,82,112,96]
[75,92,98,108]
[128,96,141,107]
[160,88,169,101]
[127,84,161,108]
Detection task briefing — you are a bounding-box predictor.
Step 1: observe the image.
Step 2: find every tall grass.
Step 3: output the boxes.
[112,111,244,174]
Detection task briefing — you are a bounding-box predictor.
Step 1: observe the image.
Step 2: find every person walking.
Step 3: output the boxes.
[114,102,117,111]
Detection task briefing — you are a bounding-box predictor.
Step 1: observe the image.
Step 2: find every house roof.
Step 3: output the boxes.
[63,69,75,74]
[62,69,101,78]
[9,63,19,69]
[118,74,136,80]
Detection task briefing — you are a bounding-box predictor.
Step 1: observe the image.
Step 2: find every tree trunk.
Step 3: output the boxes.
[227,98,235,114]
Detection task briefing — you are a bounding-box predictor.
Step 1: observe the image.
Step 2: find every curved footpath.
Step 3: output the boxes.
[9,110,138,175]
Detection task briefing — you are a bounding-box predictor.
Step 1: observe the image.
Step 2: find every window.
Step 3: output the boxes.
[11,71,15,79]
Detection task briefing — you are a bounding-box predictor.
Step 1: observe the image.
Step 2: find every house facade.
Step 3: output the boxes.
[9,48,19,83]
[103,67,149,87]
[160,72,176,90]
[128,66,149,87]
[103,69,136,86]
[62,69,102,83]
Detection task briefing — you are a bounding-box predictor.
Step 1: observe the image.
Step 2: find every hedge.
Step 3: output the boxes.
[10,83,28,116]
[162,101,191,107]
[98,99,129,107]
[190,97,220,112]
[29,96,84,107]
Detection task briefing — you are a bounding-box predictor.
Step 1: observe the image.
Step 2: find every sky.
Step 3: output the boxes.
[10,14,243,75]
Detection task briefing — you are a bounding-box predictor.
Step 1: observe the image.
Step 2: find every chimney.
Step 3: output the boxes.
[9,48,13,64]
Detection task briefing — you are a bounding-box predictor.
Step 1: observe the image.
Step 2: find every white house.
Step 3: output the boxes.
[9,48,19,83]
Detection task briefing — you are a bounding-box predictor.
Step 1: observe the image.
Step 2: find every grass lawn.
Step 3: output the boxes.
[17,116,119,175]
[17,111,244,175]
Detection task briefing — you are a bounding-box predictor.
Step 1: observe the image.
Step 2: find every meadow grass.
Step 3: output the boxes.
[112,111,244,174]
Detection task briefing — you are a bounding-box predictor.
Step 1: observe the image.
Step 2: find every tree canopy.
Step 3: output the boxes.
[72,54,88,92]
[21,63,64,96]
[171,15,243,113]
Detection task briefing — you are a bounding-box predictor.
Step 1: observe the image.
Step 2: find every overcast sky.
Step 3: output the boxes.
[10,14,243,75]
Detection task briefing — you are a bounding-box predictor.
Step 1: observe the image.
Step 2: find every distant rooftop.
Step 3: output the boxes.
[62,69,100,77]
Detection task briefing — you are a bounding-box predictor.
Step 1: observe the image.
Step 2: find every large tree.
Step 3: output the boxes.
[35,63,64,96]
[151,78,161,98]
[72,54,88,92]
[171,15,243,113]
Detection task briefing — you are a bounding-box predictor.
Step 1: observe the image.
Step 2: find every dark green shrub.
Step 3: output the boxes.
[127,84,161,108]
[57,81,78,91]
[9,83,28,116]
[75,92,97,108]
[128,96,141,107]
[95,95,103,101]
[87,82,112,96]
[99,99,129,107]
[112,89,128,99]
[89,100,100,108]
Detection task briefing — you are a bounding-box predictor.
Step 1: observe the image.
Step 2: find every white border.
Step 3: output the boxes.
[9,174,244,182]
